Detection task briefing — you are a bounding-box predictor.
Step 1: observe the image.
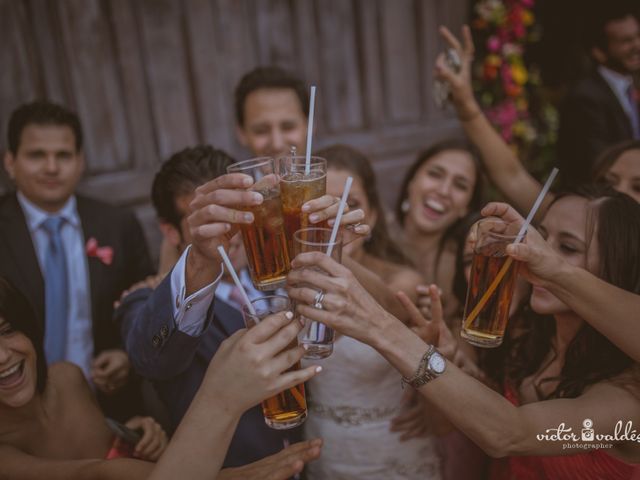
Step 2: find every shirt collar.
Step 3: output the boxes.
[17,192,81,232]
[598,65,633,97]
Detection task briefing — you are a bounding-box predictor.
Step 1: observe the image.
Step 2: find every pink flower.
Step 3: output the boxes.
[86,237,114,266]
[487,36,501,52]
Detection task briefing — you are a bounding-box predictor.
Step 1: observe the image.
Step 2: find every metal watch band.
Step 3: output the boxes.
[401,345,436,389]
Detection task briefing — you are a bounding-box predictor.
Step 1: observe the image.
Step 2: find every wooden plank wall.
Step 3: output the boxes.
[1,0,468,260]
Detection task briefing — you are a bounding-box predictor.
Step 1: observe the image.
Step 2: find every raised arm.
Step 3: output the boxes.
[286,252,640,460]
[437,25,552,219]
[483,201,640,363]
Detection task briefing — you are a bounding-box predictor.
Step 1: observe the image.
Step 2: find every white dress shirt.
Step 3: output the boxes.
[170,245,222,336]
[17,192,94,378]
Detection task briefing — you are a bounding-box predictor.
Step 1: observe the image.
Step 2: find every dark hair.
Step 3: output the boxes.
[0,277,48,394]
[151,146,236,231]
[315,144,411,266]
[395,139,485,276]
[507,184,640,399]
[452,212,483,307]
[8,100,83,154]
[584,1,639,51]
[592,139,640,181]
[234,66,309,126]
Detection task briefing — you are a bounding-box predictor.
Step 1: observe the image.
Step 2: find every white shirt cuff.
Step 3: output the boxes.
[170,245,223,336]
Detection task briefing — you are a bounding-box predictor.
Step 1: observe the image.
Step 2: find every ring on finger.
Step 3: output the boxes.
[313,290,325,310]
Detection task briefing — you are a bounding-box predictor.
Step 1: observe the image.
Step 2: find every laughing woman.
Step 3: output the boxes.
[288,185,640,479]
[0,277,321,479]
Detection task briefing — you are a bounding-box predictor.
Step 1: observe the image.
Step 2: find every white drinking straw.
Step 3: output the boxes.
[514,167,559,244]
[463,167,559,330]
[326,176,353,257]
[217,245,256,316]
[304,85,317,175]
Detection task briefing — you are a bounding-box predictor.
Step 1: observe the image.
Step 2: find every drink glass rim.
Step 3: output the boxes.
[242,294,291,320]
[277,155,327,166]
[227,156,274,173]
[293,227,342,248]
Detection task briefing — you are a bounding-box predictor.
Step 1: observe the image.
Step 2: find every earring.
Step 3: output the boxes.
[401,199,410,213]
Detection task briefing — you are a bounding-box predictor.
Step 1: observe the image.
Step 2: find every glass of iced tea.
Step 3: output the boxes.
[227,157,290,291]
[461,218,521,348]
[292,227,342,359]
[279,156,327,256]
[241,295,307,430]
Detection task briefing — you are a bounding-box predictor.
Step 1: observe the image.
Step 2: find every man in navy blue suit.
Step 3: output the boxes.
[117,145,301,468]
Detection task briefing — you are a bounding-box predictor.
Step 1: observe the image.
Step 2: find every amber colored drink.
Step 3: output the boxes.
[242,295,308,430]
[461,244,519,348]
[281,171,327,253]
[239,189,290,290]
[261,362,307,429]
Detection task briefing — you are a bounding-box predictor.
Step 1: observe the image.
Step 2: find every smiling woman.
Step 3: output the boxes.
[395,139,485,321]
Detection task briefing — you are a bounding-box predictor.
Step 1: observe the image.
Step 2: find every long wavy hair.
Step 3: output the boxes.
[315,144,411,266]
[504,185,640,399]
[0,277,48,394]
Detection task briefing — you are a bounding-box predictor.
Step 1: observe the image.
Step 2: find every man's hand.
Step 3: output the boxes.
[217,439,323,480]
[91,349,131,394]
[185,173,262,294]
[302,195,370,246]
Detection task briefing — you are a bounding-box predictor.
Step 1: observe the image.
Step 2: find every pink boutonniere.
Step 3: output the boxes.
[86,237,114,266]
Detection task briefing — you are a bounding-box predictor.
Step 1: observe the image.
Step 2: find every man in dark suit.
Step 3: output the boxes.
[0,101,153,419]
[117,146,299,468]
[557,4,640,186]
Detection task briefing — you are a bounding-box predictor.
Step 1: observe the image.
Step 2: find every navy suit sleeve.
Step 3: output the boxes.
[115,273,214,381]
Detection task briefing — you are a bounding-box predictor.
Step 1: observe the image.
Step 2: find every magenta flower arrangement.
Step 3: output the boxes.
[472,0,557,160]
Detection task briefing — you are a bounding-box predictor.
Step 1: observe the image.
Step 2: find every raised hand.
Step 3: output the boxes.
[302,194,370,245]
[435,25,480,120]
[199,311,320,415]
[286,252,394,346]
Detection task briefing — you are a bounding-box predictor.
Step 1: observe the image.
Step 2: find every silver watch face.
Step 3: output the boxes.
[429,352,446,374]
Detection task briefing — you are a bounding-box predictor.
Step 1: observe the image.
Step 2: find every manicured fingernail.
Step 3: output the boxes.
[302,203,310,212]
[309,214,319,223]
[285,311,293,320]
[252,193,263,204]
[242,177,253,187]
[315,366,323,373]
[243,213,254,222]
[327,219,334,226]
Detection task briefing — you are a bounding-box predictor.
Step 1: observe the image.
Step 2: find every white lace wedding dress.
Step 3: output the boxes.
[303,335,442,479]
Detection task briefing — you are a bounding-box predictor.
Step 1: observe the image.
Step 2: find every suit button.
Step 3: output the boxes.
[185,302,193,311]
[160,325,169,338]
[152,334,162,347]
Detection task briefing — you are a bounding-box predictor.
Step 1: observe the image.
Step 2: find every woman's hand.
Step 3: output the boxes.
[286,252,397,346]
[91,349,131,394]
[302,195,370,245]
[199,311,321,415]
[217,439,323,480]
[435,25,480,120]
[481,202,569,288]
[125,416,168,462]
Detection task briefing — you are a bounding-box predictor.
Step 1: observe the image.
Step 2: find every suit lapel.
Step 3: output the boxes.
[594,71,634,136]
[0,194,45,321]
[75,197,104,324]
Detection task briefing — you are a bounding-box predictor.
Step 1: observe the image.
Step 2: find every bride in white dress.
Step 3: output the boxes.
[303,145,442,479]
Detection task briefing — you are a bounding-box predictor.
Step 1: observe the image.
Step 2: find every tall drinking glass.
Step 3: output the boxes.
[292,227,342,359]
[461,218,521,348]
[241,295,308,430]
[227,157,290,290]
[279,156,327,256]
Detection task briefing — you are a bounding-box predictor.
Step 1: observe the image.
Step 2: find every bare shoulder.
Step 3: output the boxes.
[48,362,92,395]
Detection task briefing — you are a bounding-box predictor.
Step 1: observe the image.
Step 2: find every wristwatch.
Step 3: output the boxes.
[401,345,446,389]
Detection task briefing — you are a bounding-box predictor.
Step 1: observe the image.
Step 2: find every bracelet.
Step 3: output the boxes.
[401,345,435,389]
